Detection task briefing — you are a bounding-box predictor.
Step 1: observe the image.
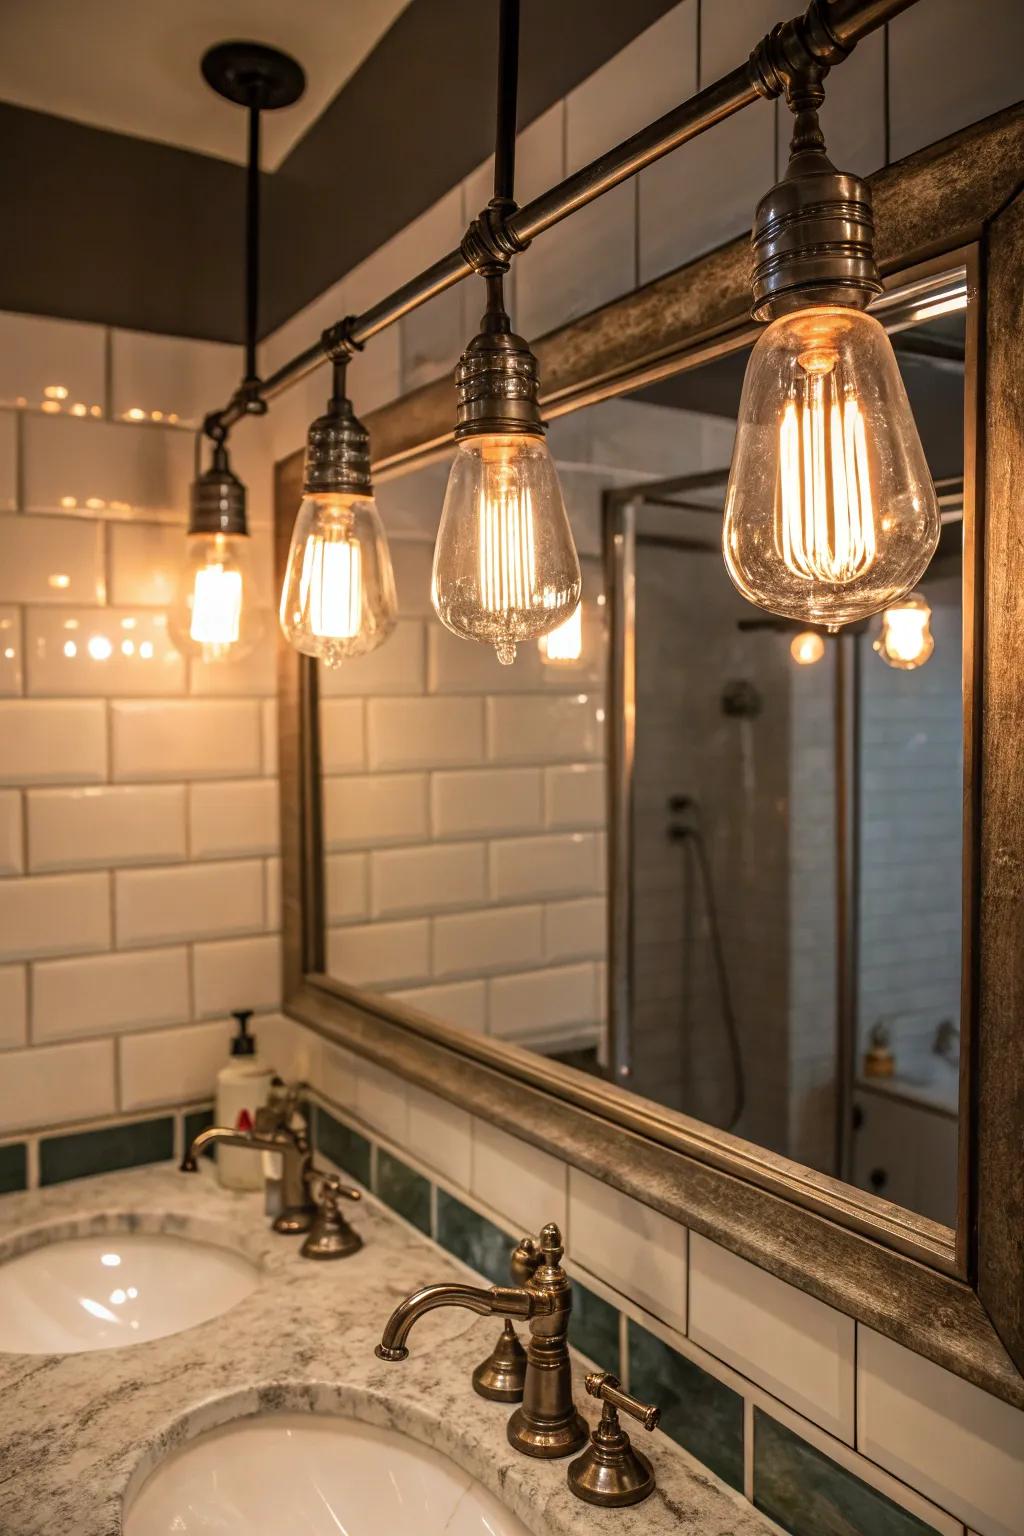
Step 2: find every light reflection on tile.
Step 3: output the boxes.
[0,608,22,695]
[26,608,185,696]
[0,516,105,605]
[23,415,192,521]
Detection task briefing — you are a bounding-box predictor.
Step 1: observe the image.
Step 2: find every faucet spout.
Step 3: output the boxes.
[179,1125,290,1173]
[376,1283,551,1362]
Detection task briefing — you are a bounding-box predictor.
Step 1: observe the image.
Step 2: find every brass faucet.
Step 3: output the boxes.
[376,1222,587,1459]
[180,1089,318,1234]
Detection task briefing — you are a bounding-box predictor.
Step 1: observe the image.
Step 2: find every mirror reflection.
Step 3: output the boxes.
[319,269,967,1230]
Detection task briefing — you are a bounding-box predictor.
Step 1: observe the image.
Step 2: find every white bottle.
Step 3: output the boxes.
[215,1011,274,1191]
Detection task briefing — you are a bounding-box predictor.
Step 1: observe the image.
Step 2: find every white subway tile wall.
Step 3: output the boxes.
[0,313,280,1147]
[689,1231,856,1443]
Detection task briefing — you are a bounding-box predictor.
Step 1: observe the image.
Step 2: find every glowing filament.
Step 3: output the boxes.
[778,368,876,587]
[479,482,537,619]
[190,565,242,646]
[540,603,583,662]
[299,533,362,640]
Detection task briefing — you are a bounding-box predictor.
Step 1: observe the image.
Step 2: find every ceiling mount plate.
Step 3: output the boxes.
[201,41,306,112]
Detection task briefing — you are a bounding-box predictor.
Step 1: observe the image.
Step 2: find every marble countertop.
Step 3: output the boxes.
[0,1163,773,1536]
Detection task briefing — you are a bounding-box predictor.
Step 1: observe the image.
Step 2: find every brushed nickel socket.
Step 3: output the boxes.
[189,443,248,536]
[750,68,881,320]
[302,360,373,498]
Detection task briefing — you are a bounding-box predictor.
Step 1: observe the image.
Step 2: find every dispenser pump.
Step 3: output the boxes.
[230,1009,256,1056]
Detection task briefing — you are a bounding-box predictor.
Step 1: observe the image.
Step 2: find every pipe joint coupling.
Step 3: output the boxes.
[750,0,851,101]
[461,198,531,276]
[321,316,365,363]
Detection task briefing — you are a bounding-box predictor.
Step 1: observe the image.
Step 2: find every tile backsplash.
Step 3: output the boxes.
[295,1017,1015,1536]
[0,310,280,1164]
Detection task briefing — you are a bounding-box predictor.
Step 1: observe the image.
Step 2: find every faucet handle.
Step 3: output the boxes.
[585,1371,660,1431]
[510,1234,543,1283]
[300,1171,363,1261]
[568,1373,660,1507]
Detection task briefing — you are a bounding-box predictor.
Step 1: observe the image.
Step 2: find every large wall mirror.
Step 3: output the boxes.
[277,107,1024,1408]
[315,265,968,1231]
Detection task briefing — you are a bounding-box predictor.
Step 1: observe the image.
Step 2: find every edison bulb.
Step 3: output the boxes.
[790,630,825,666]
[279,492,397,667]
[432,434,581,665]
[723,307,939,630]
[874,591,934,669]
[168,533,262,663]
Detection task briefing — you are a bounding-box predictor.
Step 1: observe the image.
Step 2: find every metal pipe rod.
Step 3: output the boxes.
[512,65,756,244]
[220,0,921,421]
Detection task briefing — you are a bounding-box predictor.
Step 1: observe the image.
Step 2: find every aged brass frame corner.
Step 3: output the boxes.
[276,104,1024,1407]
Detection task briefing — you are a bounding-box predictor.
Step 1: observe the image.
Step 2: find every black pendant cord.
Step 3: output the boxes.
[244,103,261,389]
[199,40,305,446]
[493,0,520,207]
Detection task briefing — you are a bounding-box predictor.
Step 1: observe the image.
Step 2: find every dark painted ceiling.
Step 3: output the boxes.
[0,0,679,345]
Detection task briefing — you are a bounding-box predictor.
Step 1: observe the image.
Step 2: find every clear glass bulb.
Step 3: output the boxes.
[873,591,934,669]
[790,630,825,666]
[723,307,939,631]
[279,492,397,667]
[432,433,581,665]
[168,532,262,663]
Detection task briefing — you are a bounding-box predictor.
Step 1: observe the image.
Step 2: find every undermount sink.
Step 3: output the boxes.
[125,1414,532,1535]
[0,1233,258,1354]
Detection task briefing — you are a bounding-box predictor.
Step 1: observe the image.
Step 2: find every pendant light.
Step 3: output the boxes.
[279,354,398,665]
[874,591,934,669]
[169,42,305,665]
[431,0,580,666]
[722,62,939,632]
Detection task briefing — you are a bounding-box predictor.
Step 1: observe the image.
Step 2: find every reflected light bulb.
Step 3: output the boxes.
[790,630,825,666]
[723,308,939,631]
[874,591,934,670]
[539,601,583,663]
[432,434,580,666]
[279,493,397,667]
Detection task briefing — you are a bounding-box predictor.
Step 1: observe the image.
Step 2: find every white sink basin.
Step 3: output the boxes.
[125,1414,531,1535]
[0,1233,258,1354]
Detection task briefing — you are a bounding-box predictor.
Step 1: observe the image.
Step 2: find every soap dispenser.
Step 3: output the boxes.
[216,1010,274,1191]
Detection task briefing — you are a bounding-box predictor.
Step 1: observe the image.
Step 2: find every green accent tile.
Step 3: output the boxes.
[0,1143,27,1194]
[39,1117,174,1187]
[628,1320,744,1492]
[435,1189,514,1284]
[570,1282,619,1371]
[184,1105,215,1159]
[315,1105,371,1186]
[376,1149,430,1235]
[753,1411,941,1536]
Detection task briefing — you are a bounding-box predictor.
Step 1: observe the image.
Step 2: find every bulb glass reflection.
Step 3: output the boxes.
[539,601,583,663]
[723,307,939,630]
[790,630,825,666]
[168,533,262,663]
[874,591,934,669]
[279,492,397,667]
[432,434,581,665]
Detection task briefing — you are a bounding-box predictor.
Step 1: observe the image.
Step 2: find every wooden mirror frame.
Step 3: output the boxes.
[275,104,1024,1406]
